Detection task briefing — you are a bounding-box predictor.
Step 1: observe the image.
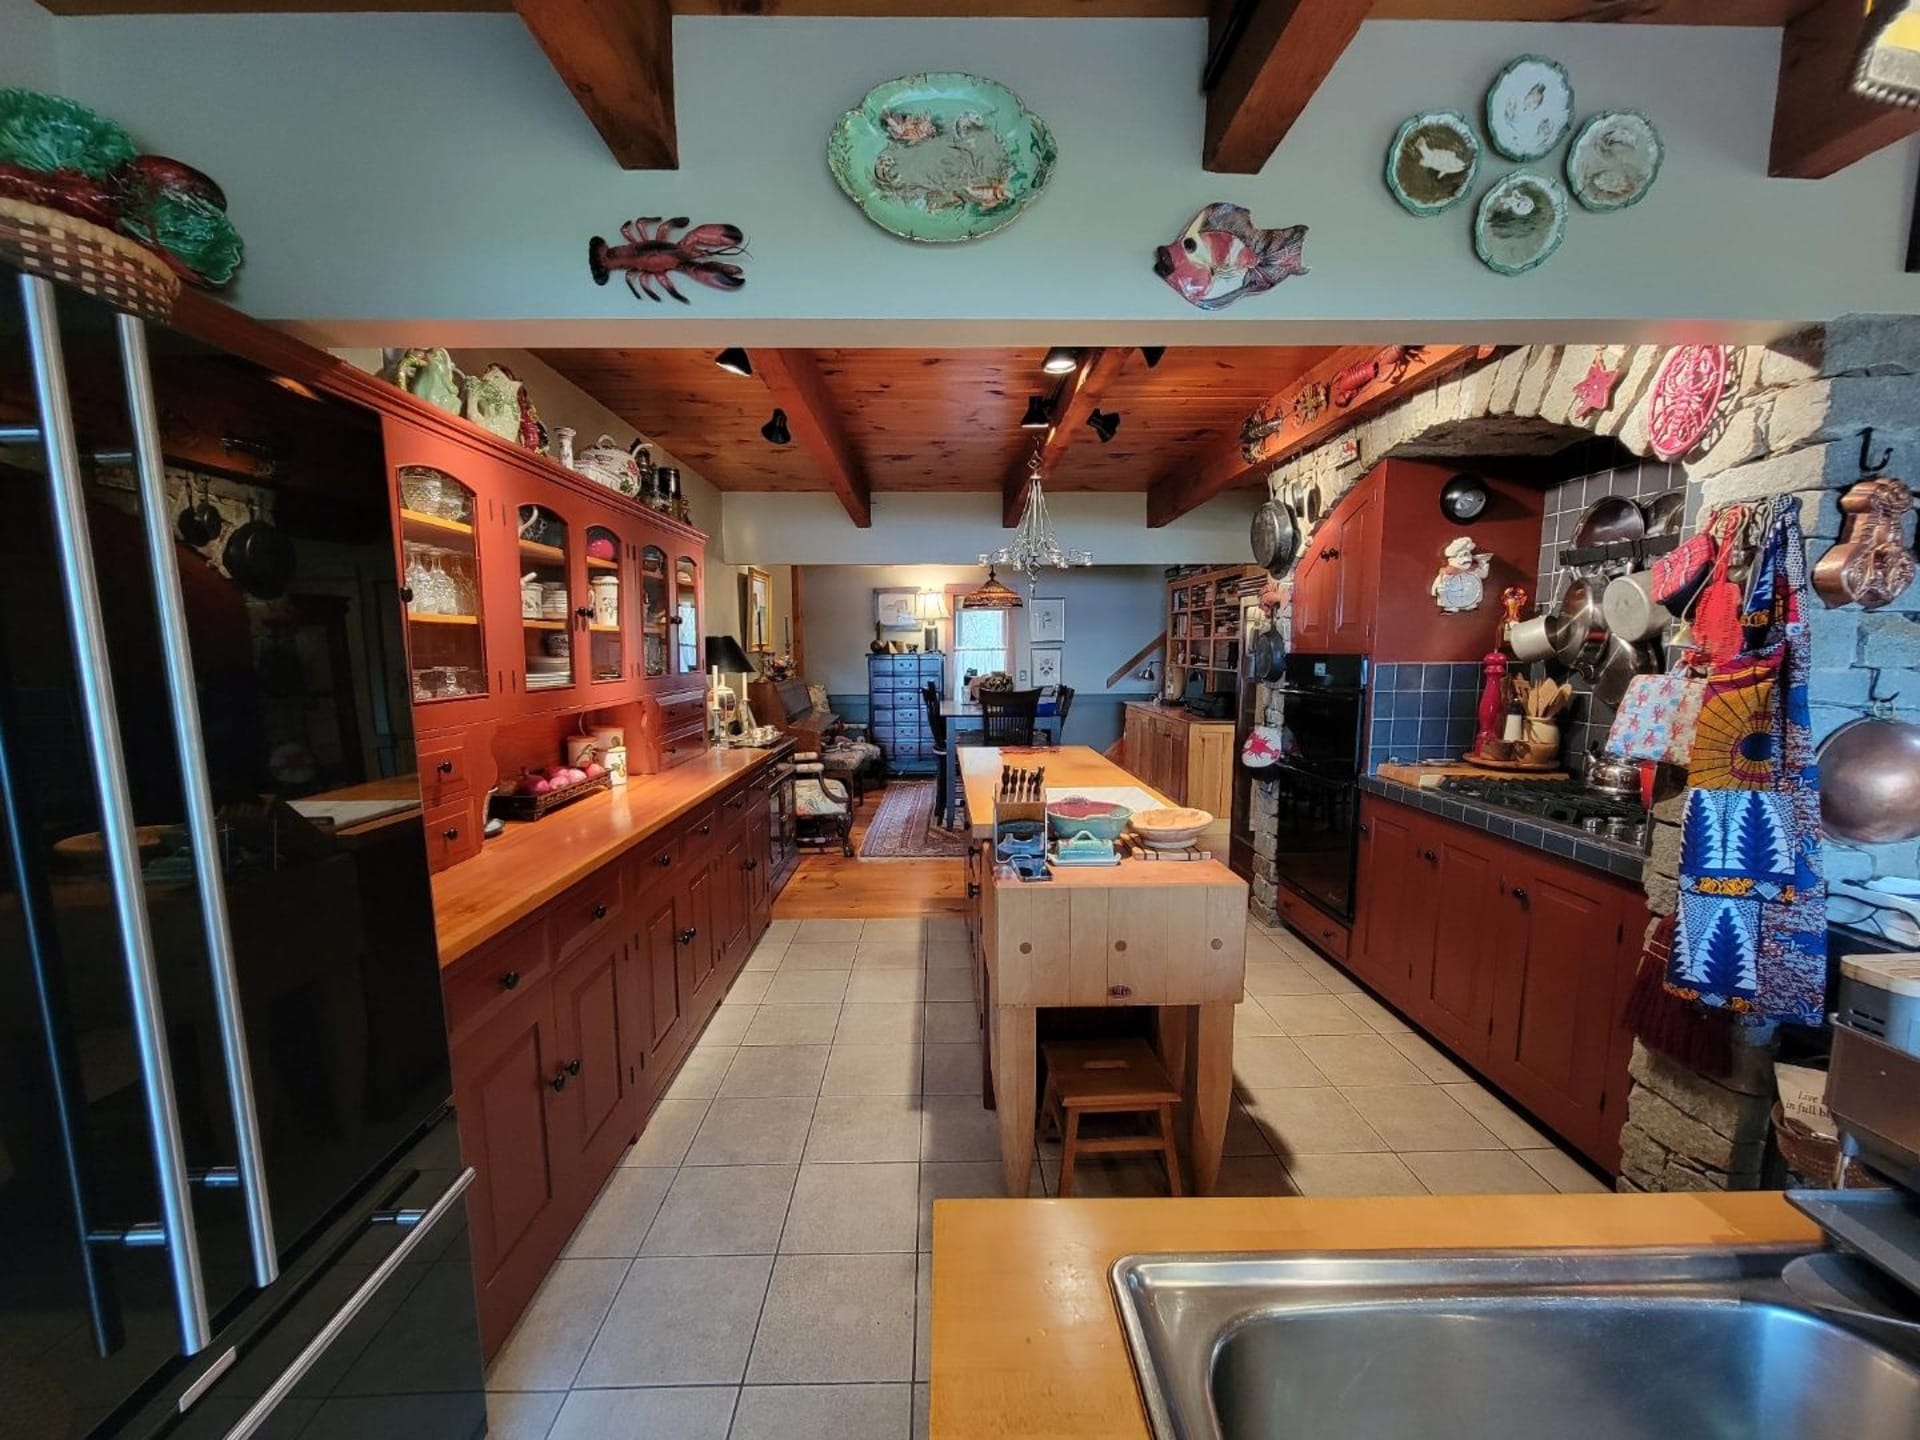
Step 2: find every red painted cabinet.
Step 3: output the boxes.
[1353,795,1645,1171]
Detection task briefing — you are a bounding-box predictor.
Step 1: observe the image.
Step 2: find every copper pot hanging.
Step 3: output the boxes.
[1819,715,1920,845]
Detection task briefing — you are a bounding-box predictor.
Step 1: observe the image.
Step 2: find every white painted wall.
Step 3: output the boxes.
[723,488,1259,566]
[800,563,1168,700]
[20,13,1920,340]
[2,0,58,89]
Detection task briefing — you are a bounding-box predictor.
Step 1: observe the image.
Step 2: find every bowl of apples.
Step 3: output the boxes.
[491,757,612,821]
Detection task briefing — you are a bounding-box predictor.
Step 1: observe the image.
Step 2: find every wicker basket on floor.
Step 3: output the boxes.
[0,197,179,322]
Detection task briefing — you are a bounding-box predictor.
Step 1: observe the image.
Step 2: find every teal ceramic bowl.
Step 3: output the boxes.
[1047,798,1131,842]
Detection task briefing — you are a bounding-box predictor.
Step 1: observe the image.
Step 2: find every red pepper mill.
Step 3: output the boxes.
[1474,586,1530,756]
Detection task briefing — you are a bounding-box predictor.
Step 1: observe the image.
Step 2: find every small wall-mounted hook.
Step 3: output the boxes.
[1868,669,1903,714]
[1860,427,1894,476]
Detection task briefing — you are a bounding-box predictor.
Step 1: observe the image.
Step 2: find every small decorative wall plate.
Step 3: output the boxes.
[1386,110,1481,216]
[827,72,1056,243]
[1473,169,1569,276]
[1647,345,1733,461]
[1566,110,1663,211]
[1484,54,1574,162]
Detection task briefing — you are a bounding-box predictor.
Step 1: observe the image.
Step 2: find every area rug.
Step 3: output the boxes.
[858,781,971,859]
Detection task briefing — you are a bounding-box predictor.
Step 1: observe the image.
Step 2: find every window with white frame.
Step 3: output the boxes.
[951,599,1011,694]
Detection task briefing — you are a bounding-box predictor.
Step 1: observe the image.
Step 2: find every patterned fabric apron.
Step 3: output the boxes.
[1667,496,1827,1024]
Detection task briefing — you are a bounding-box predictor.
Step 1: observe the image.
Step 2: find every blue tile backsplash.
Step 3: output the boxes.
[1367,661,1483,770]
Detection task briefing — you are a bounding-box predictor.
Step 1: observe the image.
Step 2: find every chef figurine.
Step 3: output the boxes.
[1431,536,1493,613]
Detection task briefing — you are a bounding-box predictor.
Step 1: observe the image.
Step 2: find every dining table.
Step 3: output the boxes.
[942,693,1062,828]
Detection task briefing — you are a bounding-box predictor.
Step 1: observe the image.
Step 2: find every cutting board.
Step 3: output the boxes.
[1376,761,1570,788]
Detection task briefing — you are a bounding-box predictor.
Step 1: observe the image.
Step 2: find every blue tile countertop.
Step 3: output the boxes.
[1360,776,1648,883]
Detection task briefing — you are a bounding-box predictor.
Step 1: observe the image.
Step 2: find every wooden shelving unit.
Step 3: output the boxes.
[400,506,475,539]
[1167,564,1254,691]
[408,611,480,627]
[518,536,566,566]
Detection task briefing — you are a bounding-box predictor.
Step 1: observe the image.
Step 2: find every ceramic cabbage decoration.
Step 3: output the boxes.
[0,89,244,288]
[827,72,1056,243]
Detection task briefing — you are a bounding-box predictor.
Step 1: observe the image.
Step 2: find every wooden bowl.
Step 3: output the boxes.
[1130,806,1213,851]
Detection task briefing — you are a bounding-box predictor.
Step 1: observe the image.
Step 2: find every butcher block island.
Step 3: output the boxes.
[959,747,1247,1196]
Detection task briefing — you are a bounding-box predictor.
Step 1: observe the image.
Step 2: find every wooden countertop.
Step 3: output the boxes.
[958,746,1170,840]
[431,747,775,967]
[989,854,1241,891]
[929,1192,1821,1440]
[1122,700,1234,728]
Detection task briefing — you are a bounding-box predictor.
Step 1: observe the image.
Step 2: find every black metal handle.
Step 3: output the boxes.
[565,1059,581,1077]
[726,794,746,810]
[499,970,520,991]
[591,903,607,920]
[1357,822,1369,835]
[744,859,758,872]
[436,760,454,775]
[678,927,696,945]
[966,882,981,899]
[1512,886,1529,907]
[657,853,673,868]
[1322,547,1341,560]
[550,1071,568,1093]
[1420,848,1437,864]
[575,605,594,620]
[399,586,414,604]
[698,822,711,836]
[442,827,460,842]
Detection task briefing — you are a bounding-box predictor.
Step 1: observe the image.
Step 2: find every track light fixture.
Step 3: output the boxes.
[1087,409,1120,443]
[1020,394,1052,430]
[1041,346,1078,375]
[715,347,753,377]
[1140,346,1166,369]
[761,408,791,445]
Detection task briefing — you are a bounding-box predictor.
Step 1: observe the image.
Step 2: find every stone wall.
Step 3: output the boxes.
[1260,319,1920,1191]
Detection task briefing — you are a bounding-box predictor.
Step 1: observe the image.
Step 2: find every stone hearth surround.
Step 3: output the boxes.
[1249,322,1920,1192]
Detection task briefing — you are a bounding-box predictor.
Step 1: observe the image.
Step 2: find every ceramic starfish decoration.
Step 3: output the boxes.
[1570,355,1623,423]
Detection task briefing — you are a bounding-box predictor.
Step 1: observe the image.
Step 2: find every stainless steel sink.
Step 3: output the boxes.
[1111,1249,1920,1440]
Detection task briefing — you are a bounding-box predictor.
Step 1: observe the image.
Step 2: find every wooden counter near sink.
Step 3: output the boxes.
[929,1191,1821,1440]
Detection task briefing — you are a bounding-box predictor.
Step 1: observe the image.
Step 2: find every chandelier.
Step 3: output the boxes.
[979,449,1093,588]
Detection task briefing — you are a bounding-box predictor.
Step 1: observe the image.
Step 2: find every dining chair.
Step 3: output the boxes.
[979,687,1043,747]
[1042,685,1076,745]
[923,681,952,828]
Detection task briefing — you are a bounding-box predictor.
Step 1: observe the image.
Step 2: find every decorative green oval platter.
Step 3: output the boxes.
[827,72,1057,243]
[1473,168,1569,277]
[1385,110,1480,217]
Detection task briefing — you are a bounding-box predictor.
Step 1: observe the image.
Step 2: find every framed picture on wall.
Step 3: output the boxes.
[1030,597,1066,644]
[1030,646,1062,687]
[742,566,772,652]
[874,586,919,629]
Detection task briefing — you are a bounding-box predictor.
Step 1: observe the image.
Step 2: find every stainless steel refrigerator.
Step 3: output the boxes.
[0,268,484,1439]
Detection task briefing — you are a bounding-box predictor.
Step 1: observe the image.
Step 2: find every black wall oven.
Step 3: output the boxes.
[1,268,482,1440]
[1266,654,1368,922]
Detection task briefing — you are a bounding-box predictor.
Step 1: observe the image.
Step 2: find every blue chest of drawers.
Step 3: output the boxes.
[868,653,945,775]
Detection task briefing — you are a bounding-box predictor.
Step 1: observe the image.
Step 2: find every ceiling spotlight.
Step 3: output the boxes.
[761,408,791,445]
[715,347,753,377]
[1140,346,1166,369]
[1087,409,1120,444]
[1020,394,1052,430]
[1041,346,1079,375]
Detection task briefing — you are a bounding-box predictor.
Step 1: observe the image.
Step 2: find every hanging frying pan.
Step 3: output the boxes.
[1250,498,1298,575]
[223,500,296,599]
[176,476,222,547]
[1249,625,1285,683]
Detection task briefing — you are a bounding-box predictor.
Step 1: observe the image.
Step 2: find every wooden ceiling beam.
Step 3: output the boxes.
[1002,347,1132,527]
[1770,0,1920,178]
[513,0,678,170]
[1145,344,1480,527]
[1202,0,1372,174]
[751,349,873,527]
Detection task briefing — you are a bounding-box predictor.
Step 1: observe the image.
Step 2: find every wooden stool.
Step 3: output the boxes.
[1040,1039,1184,1199]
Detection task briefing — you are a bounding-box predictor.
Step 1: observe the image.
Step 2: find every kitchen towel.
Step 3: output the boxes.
[1668,496,1826,1025]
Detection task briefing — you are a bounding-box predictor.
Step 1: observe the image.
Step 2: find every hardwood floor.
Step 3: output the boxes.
[773,779,969,920]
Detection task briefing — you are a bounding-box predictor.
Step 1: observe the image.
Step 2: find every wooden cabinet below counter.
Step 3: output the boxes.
[1122,704,1232,817]
[1350,794,1646,1173]
[440,759,781,1355]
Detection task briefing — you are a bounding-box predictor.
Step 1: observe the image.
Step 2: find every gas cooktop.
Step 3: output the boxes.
[1436,777,1648,847]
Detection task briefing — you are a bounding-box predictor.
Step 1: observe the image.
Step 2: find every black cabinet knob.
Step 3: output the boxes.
[699,822,711,836]
[658,853,673,868]
[1421,849,1438,864]
[442,827,460,842]
[678,927,696,945]
[437,760,455,775]
[500,970,520,991]
[550,1071,569,1093]
[592,903,607,920]
[1512,886,1530,907]
[400,586,415,604]
[566,1059,581,1077]
[744,859,758,872]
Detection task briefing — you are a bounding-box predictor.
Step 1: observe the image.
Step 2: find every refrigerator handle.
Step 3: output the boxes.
[116,313,279,1289]
[20,272,212,1354]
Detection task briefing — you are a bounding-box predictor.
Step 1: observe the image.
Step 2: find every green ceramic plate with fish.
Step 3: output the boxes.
[827,72,1057,243]
[1473,168,1569,276]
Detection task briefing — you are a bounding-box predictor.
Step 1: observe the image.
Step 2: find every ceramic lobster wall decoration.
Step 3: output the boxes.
[1813,476,1918,611]
[588,216,749,303]
[1240,402,1286,464]
[1331,345,1424,409]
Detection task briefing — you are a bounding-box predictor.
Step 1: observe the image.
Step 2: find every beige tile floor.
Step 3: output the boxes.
[485,912,1607,1439]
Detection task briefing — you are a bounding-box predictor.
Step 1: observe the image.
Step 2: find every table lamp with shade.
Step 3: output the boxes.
[705,633,757,741]
[916,590,949,654]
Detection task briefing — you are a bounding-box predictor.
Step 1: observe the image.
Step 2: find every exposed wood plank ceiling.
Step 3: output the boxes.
[33,1,1822,15]
[534,345,1340,509]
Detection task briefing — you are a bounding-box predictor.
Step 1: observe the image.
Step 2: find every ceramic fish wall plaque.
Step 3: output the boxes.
[1154,203,1309,311]
[588,217,748,303]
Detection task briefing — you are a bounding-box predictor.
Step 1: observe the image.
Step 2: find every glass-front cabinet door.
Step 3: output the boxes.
[397,466,488,707]
[585,522,625,686]
[674,553,700,675]
[518,502,576,697]
[640,543,670,680]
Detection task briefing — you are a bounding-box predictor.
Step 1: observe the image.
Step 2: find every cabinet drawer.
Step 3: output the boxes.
[680,804,720,857]
[715,783,754,830]
[425,796,481,871]
[551,866,624,960]
[658,695,706,733]
[442,918,550,1044]
[1278,887,1350,962]
[658,720,706,769]
[419,736,470,805]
